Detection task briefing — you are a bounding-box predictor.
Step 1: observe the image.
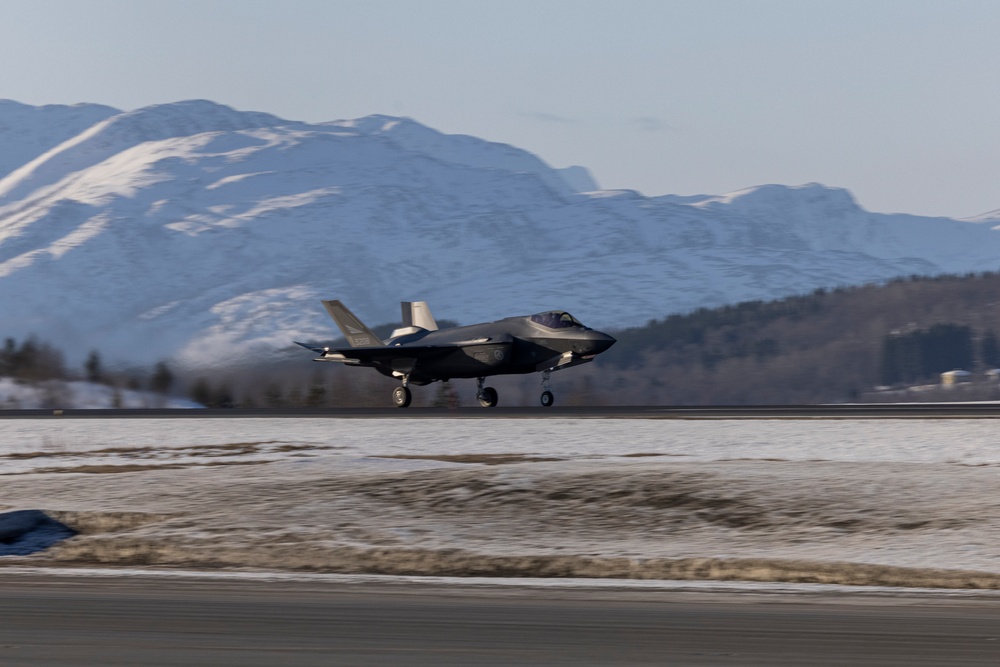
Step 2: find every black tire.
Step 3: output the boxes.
[540,390,554,407]
[392,385,412,408]
[478,386,498,408]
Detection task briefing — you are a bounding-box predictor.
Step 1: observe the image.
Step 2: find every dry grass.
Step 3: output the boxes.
[274,444,339,453]
[3,441,290,462]
[44,511,176,534]
[32,464,190,474]
[27,460,277,474]
[17,538,1000,589]
[376,453,563,465]
[2,441,325,474]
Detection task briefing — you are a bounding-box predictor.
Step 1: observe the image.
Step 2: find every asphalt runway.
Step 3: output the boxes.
[5,403,1000,418]
[0,575,998,666]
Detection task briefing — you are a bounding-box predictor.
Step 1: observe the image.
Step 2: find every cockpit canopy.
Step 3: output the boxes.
[530,311,586,330]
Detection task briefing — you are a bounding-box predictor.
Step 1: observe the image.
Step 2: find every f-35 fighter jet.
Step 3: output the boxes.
[296,300,616,407]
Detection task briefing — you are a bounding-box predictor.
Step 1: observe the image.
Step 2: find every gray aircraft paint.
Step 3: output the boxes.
[296,300,615,407]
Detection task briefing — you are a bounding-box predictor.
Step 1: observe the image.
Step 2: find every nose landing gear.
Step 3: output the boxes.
[540,369,554,407]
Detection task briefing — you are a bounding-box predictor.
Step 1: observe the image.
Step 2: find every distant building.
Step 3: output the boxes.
[941,369,973,386]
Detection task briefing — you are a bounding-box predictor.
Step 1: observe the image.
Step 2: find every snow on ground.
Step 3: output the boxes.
[4,417,1000,466]
[2,417,1000,587]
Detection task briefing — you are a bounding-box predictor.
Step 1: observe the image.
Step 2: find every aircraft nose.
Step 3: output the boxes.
[578,330,616,355]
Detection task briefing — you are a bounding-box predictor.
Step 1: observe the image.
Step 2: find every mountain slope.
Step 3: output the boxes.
[1,99,999,369]
[0,100,120,180]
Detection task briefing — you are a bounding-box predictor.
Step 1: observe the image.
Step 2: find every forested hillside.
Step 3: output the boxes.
[600,271,1000,404]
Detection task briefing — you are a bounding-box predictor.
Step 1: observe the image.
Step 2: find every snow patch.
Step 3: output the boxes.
[4,418,1000,584]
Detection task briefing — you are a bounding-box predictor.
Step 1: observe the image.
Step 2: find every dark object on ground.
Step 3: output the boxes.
[0,509,77,556]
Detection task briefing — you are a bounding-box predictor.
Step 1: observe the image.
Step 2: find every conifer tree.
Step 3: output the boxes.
[982,330,1000,368]
[151,361,174,395]
[84,350,103,384]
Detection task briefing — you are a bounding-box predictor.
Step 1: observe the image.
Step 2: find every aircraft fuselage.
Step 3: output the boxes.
[377,316,615,384]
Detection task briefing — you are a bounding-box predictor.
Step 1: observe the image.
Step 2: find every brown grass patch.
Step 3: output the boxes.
[376,453,563,465]
[31,464,190,474]
[274,444,339,453]
[199,459,275,468]
[18,540,1000,589]
[3,441,292,464]
[25,459,277,474]
[44,511,177,534]
[5,451,59,460]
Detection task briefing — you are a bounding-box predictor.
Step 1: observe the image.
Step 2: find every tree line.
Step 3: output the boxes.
[879,324,993,386]
[9,270,1000,407]
[599,271,1000,404]
[1,337,174,397]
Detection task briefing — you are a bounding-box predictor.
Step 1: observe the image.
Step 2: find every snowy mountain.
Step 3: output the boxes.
[0,100,119,181]
[1,99,999,370]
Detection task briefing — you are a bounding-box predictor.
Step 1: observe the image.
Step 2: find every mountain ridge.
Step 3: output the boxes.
[1,99,998,370]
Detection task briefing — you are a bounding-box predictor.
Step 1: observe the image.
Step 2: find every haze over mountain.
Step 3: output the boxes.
[1,99,999,369]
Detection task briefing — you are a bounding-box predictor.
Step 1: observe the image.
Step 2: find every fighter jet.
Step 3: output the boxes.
[296,300,616,407]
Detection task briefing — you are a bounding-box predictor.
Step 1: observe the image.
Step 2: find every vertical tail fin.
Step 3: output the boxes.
[321,300,384,347]
[401,301,438,331]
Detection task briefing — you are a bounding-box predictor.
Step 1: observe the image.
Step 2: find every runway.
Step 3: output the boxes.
[4,402,1000,418]
[0,574,998,667]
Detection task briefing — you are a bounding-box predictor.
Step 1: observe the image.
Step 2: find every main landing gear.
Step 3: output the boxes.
[474,372,555,408]
[391,374,555,408]
[476,377,498,408]
[392,377,412,408]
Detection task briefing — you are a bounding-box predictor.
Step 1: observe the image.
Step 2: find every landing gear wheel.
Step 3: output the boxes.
[540,390,554,407]
[392,385,412,408]
[478,386,499,408]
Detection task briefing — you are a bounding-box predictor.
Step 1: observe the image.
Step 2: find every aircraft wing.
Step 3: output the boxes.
[295,342,331,355]
[295,341,460,372]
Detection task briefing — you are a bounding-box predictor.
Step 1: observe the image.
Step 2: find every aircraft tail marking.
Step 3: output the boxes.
[321,300,384,347]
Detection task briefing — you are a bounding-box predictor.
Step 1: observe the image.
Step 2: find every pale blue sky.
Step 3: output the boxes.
[2,0,999,217]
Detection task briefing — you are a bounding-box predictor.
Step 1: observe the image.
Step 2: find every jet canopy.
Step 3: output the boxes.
[529,311,585,330]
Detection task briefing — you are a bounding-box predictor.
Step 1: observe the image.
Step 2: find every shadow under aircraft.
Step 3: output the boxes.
[296,300,616,407]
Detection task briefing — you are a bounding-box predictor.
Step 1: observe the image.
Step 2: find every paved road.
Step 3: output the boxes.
[0,575,998,666]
